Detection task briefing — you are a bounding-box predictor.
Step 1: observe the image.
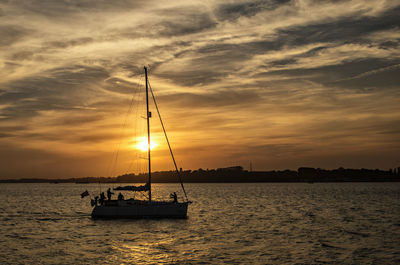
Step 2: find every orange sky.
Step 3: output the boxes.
[0,0,400,178]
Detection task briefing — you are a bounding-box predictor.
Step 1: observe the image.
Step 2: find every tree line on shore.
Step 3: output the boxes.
[1,166,400,183]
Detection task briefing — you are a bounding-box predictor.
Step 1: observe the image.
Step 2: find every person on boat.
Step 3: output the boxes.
[170,192,177,203]
[117,192,124,200]
[94,196,98,206]
[99,192,105,205]
[107,188,114,200]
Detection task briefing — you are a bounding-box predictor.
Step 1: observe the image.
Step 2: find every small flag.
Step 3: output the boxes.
[81,190,89,198]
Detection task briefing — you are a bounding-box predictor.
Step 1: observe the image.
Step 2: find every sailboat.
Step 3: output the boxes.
[91,66,190,218]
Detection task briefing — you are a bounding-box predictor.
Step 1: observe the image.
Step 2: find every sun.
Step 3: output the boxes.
[136,138,157,152]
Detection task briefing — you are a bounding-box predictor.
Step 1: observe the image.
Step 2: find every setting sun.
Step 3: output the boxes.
[136,138,157,152]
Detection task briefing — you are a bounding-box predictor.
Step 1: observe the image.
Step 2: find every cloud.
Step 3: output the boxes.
[0,24,30,46]
[155,8,217,36]
[43,37,94,49]
[260,58,400,90]
[55,114,106,126]
[6,0,148,17]
[336,63,400,81]
[74,133,117,143]
[102,77,141,95]
[154,41,281,86]
[331,63,400,89]
[0,65,109,119]
[0,132,14,138]
[276,6,400,46]
[156,89,262,109]
[9,50,35,61]
[215,0,291,21]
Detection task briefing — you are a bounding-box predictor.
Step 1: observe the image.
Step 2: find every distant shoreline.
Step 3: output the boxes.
[1,166,399,183]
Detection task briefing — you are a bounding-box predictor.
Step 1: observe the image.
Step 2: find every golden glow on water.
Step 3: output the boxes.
[113,240,174,264]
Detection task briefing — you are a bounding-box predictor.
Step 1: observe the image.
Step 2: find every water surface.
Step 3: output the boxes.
[0,183,399,264]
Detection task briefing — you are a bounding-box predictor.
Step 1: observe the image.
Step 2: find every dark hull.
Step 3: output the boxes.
[91,200,189,219]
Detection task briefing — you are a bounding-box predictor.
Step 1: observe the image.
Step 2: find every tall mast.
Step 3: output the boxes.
[144,66,151,202]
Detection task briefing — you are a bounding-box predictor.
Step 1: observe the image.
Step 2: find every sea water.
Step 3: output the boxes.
[0,182,399,264]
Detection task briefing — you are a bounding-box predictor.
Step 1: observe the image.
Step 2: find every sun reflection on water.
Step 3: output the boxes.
[111,239,175,264]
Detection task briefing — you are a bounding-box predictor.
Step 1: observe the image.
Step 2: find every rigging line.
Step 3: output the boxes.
[130,78,146,175]
[106,73,143,177]
[114,74,143,174]
[127,78,141,175]
[125,76,145,175]
[112,75,142,175]
[148,80,189,202]
[107,86,136,177]
[127,79,142,175]
[132,82,147,176]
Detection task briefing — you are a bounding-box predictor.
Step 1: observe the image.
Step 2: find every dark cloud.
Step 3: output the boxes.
[0,24,30,46]
[0,65,109,119]
[21,132,65,142]
[196,41,283,56]
[269,58,297,67]
[211,4,400,63]
[157,4,400,87]
[155,39,322,86]
[0,132,14,138]
[43,37,94,49]
[156,68,224,87]
[110,7,217,40]
[7,0,147,17]
[86,98,131,110]
[378,128,400,135]
[156,89,262,109]
[155,11,217,36]
[379,40,399,50]
[331,64,400,89]
[112,63,143,76]
[156,42,271,86]
[260,58,400,90]
[304,116,400,137]
[215,0,292,21]
[0,126,26,139]
[277,6,400,46]
[12,127,124,145]
[9,50,35,61]
[55,114,105,126]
